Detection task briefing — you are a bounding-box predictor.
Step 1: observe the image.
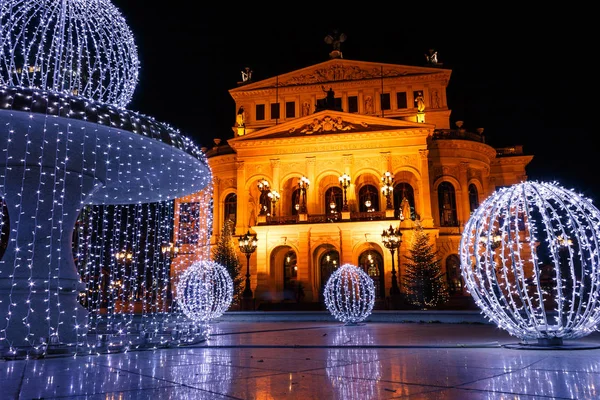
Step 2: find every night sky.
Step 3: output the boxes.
[110,5,585,202]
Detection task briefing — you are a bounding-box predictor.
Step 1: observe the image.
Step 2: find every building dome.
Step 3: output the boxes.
[0,0,139,108]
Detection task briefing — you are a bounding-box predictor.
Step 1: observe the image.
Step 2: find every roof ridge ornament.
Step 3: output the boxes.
[324,30,346,59]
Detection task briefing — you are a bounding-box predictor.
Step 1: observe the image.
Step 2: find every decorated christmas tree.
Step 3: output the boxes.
[403,222,449,309]
[212,220,244,306]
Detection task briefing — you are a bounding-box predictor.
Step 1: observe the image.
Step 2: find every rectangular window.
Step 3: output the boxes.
[396,92,407,109]
[285,101,295,118]
[348,96,358,113]
[271,103,280,120]
[380,93,391,110]
[256,104,265,121]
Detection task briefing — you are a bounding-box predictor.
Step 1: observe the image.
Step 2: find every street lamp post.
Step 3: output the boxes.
[381,171,394,210]
[381,224,402,296]
[257,178,270,216]
[298,176,310,214]
[238,230,258,310]
[339,173,351,212]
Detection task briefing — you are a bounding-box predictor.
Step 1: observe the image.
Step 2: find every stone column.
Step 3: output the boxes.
[459,162,471,227]
[306,157,316,215]
[418,149,434,228]
[235,161,246,235]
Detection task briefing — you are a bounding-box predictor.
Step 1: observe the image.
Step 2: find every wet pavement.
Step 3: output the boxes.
[1,321,600,399]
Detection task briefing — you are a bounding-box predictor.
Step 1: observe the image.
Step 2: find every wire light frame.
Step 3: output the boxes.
[324,263,375,325]
[0,0,139,108]
[460,181,600,346]
[176,260,233,324]
[0,0,211,355]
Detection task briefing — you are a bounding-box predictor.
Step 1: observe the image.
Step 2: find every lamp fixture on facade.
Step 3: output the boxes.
[381,171,394,210]
[298,176,310,214]
[160,242,179,258]
[339,173,351,212]
[268,190,281,217]
[329,191,337,212]
[257,178,270,216]
[381,224,402,296]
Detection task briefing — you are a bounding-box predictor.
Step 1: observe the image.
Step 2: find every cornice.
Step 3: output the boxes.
[230,73,450,99]
[429,140,496,159]
[233,136,428,157]
[491,155,534,166]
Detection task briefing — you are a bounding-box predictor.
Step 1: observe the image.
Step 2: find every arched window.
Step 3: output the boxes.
[438,182,458,227]
[358,249,385,299]
[468,184,479,213]
[393,182,415,220]
[445,254,463,295]
[283,250,298,300]
[359,184,379,213]
[291,188,301,216]
[325,187,343,218]
[320,250,339,299]
[224,193,237,226]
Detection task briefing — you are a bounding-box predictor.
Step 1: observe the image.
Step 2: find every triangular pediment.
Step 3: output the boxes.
[228,110,434,144]
[231,58,450,92]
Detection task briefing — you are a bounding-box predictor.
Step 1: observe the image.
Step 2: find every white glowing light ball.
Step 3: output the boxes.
[176,260,233,323]
[460,181,600,342]
[0,0,139,107]
[324,263,375,325]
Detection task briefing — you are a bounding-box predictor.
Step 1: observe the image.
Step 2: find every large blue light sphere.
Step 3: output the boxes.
[460,181,600,344]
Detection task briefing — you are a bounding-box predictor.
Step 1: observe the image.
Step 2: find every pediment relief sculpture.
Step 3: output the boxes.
[281,64,409,86]
[290,115,365,135]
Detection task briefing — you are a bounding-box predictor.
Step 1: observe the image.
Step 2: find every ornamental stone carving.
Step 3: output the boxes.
[299,115,355,134]
[392,155,418,169]
[433,166,459,181]
[280,65,411,86]
[280,161,301,176]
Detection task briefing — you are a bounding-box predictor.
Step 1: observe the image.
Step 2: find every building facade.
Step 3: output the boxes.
[175,54,533,309]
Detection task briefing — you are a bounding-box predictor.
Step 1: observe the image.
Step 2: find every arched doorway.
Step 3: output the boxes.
[445,254,463,295]
[283,250,298,300]
[319,249,339,300]
[358,249,385,299]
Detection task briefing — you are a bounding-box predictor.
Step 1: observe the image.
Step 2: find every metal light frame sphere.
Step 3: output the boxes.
[460,181,600,342]
[176,260,233,323]
[0,0,139,108]
[324,263,375,325]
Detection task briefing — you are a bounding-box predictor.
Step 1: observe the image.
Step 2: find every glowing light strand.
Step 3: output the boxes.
[0,0,139,108]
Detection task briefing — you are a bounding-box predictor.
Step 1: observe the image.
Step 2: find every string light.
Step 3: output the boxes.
[0,0,139,108]
[460,181,600,345]
[0,0,212,356]
[176,260,233,324]
[324,263,375,325]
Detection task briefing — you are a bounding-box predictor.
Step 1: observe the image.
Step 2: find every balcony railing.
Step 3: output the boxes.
[259,211,393,226]
[431,129,484,143]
